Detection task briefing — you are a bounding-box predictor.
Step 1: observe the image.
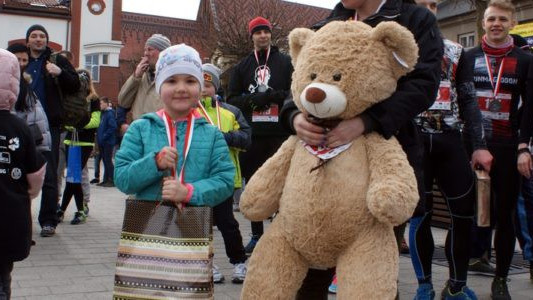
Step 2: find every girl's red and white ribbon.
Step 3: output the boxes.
[162,110,195,210]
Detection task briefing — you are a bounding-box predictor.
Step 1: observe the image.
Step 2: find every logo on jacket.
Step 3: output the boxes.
[11,168,21,180]
[249,65,271,93]
[8,137,20,151]
[0,152,11,164]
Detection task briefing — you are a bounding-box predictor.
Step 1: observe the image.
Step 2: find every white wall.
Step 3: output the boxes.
[0,14,68,49]
[80,0,122,68]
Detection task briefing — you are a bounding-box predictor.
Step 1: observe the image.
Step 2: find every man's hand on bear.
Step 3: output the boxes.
[293,113,327,146]
[326,117,366,148]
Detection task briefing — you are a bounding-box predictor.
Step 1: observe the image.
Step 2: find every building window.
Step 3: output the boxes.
[85,54,99,82]
[102,54,109,65]
[458,32,475,48]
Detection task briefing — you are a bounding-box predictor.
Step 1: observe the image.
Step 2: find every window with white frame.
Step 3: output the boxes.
[85,54,100,82]
[458,32,476,48]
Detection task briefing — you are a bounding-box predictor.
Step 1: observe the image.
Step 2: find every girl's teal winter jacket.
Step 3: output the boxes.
[114,110,235,207]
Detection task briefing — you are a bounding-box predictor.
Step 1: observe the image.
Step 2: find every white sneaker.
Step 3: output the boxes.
[232,263,247,283]
[213,264,224,283]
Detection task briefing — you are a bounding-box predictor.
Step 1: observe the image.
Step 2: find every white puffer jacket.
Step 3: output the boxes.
[15,93,52,152]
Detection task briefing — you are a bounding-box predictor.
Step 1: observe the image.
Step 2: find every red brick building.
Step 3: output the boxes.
[1,0,330,102]
[118,0,331,100]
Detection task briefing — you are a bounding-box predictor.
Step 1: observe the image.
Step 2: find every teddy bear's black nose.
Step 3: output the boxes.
[306,87,326,104]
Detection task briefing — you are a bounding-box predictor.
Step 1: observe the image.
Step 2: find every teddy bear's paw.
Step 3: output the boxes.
[367,184,418,225]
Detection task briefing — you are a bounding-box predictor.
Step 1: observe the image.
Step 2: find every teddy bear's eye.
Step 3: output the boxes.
[333,73,342,81]
[310,73,317,80]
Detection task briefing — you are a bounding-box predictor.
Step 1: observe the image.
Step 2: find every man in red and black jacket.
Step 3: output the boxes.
[279,0,443,298]
[465,1,533,298]
[25,24,80,237]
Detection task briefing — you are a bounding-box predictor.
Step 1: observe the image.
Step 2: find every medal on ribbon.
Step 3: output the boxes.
[254,47,270,93]
[484,55,506,113]
[488,97,502,112]
[257,83,268,93]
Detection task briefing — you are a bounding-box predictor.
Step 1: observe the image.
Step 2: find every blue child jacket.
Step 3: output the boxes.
[114,110,235,206]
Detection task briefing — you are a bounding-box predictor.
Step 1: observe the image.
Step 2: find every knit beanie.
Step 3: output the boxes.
[0,49,21,111]
[248,17,272,36]
[155,44,203,94]
[26,24,49,44]
[202,63,221,91]
[145,34,171,51]
[7,43,28,55]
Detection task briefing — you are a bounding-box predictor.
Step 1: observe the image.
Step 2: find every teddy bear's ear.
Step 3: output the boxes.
[289,28,315,66]
[371,22,419,75]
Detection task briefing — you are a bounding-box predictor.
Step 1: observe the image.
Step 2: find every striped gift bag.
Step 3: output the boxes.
[113,199,214,299]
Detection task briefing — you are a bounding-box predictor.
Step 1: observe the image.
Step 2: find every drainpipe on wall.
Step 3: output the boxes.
[66,19,70,51]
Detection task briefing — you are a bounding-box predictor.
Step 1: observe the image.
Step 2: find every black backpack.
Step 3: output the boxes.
[50,54,91,128]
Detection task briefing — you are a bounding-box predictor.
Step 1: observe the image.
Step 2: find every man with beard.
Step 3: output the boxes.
[25,24,80,237]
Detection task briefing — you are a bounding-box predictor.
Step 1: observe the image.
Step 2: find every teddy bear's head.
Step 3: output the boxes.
[289,21,419,120]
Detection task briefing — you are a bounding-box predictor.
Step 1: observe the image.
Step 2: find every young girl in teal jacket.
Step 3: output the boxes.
[114,44,234,207]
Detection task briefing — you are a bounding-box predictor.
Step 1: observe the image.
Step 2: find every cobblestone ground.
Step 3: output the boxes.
[10,164,533,299]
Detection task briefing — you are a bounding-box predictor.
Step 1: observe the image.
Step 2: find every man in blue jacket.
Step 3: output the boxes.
[97,97,117,187]
[26,24,80,237]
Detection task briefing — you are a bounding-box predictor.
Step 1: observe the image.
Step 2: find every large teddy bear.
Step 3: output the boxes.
[239,21,420,299]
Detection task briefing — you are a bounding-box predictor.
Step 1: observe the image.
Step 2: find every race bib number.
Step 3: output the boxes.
[429,81,451,110]
[252,104,279,123]
[477,90,511,121]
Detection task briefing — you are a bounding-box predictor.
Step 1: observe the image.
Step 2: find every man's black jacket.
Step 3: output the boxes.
[227,46,293,137]
[37,47,80,127]
[280,0,443,148]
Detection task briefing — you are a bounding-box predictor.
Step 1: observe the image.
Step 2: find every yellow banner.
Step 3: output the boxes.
[511,22,533,38]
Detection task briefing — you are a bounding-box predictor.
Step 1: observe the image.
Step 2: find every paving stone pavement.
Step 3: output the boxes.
[11,164,533,299]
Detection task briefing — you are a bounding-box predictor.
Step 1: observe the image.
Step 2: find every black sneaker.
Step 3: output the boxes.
[102,181,115,187]
[56,209,64,223]
[491,276,510,300]
[40,225,56,237]
[97,181,115,187]
[71,211,87,225]
[468,258,495,275]
[90,178,100,184]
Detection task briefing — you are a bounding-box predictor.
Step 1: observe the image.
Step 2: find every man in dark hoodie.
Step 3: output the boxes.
[227,16,293,255]
[278,0,443,298]
[25,24,80,237]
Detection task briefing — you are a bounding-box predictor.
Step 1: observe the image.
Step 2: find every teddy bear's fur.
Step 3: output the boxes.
[239,21,420,299]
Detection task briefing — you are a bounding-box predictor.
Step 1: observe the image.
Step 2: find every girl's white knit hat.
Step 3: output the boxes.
[155,44,203,94]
